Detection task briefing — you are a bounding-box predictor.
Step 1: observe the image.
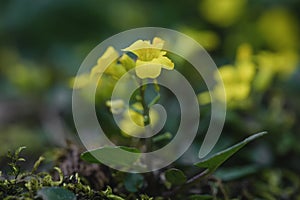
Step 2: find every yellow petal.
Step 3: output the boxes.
[106,99,125,114]
[119,110,144,137]
[159,51,167,56]
[214,84,228,102]
[122,38,164,61]
[97,46,119,64]
[90,46,119,77]
[122,40,151,57]
[119,103,144,136]
[151,56,174,70]
[135,60,162,79]
[233,83,250,100]
[237,62,255,82]
[122,40,151,51]
[197,91,211,105]
[216,65,236,83]
[152,37,165,49]
[119,102,159,137]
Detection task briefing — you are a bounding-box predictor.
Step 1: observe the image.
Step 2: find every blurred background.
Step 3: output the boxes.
[0,0,300,197]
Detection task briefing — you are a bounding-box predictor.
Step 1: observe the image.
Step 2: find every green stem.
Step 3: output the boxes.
[139,80,150,126]
[138,79,153,167]
[148,93,160,107]
[163,169,210,197]
[129,105,143,115]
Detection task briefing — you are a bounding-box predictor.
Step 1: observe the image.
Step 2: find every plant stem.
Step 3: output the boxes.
[138,80,152,156]
[139,80,150,126]
[208,176,229,200]
[163,169,210,197]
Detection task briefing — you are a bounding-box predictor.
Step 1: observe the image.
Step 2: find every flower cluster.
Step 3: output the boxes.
[198,43,298,108]
[198,44,255,107]
[71,37,173,136]
[71,37,174,89]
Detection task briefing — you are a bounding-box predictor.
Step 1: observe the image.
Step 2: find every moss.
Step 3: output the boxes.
[0,146,140,200]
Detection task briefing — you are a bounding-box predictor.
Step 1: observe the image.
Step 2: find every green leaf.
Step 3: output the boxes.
[15,146,26,157]
[107,194,125,200]
[103,186,125,200]
[124,173,144,192]
[37,187,76,200]
[164,168,187,186]
[32,156,45,173]
[152,132,172,143]
[81,146,141,168]
[188,194,214,200]
[188,194,213,200]
[194,131,267,174]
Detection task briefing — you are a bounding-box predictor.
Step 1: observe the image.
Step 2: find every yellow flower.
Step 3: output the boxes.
[119,103,159,137]
[71,46,126,89]
[122,37,174,79]
[91,46,127,79]
[90,47,119,77]
[198,44,256,108]
[106,99,125,114]
[253,50,298,91]
[180,27,220,51]
[199,0,246,27]
[197,91,211,105]
[258,8,299,50]
[256,51,298,76]
[217,62,254,103]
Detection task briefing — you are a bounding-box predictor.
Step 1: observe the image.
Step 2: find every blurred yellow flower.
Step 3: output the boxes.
[216,64,254,103]
[180,27,220,51]
[91,46,126,79]
[216,44,255,104]
[71,46,126,89]
[257,51,298,76]
[198,42,298,107]
[122,37,174,79]
[119,103,159,137]
[106,99,125,114]
[90,47,119,76]
[258,8,299,50]
[199,0,246,27]
[198,44,255,108]
[254,50,298,91]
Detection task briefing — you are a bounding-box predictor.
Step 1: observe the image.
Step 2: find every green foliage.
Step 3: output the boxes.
[78,132,267,198]
[37,187,76,200]
[124,173,144,193]
[81,146,141,168]
[0,0,299,199]
[195,132,268,174]
[164,168,187,186]
[7,146,26,178]
[188,194,213,200]
[0,147,132,200]
[102,186,125,200]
